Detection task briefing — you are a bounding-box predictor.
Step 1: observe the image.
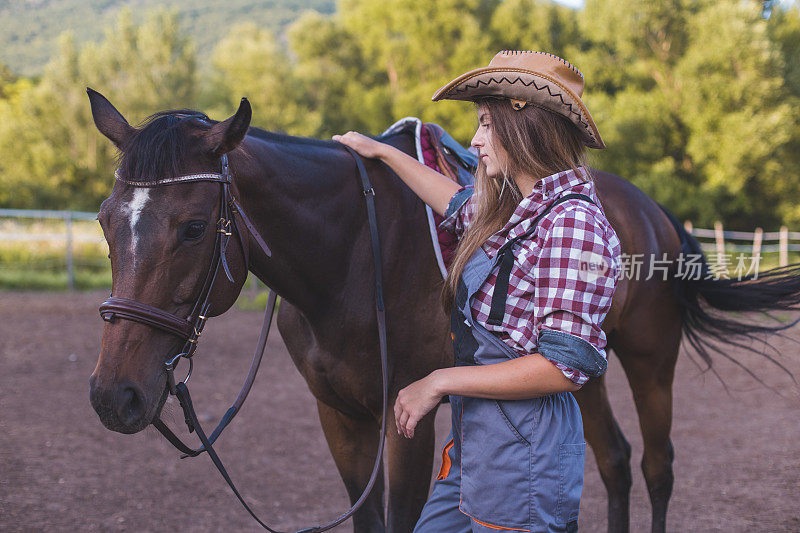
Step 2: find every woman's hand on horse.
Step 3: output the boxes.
[332,131,388,160]
[394,372,444,439]
[336,130,459,216]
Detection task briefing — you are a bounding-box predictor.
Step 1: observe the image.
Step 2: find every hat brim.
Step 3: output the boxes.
[432,67,605,149]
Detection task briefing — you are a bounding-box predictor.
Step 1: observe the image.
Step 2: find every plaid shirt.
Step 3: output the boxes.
[439,166,621,385]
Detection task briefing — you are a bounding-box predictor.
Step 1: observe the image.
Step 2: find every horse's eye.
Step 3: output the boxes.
[182,221,207,241]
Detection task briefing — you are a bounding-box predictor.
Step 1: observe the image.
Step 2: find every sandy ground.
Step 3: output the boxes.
[1,291,799,532]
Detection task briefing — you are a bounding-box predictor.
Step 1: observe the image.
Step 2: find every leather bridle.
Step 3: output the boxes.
[98,147,388,533]
[100,154,265,368]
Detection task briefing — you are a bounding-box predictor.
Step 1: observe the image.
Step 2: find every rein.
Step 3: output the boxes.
[98,148,388,533]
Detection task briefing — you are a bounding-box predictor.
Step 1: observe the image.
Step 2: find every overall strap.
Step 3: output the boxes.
[486,193,596,326]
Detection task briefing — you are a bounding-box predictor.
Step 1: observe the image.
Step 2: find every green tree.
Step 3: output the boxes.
[205,23,312,134]
[489,0,582,58]
[765,4,800,226]
[577,0,799,230]
[0,76,55,208]
[334,0,497,141]
[0,64,17,98]
[0,9,198,210]
[286,9,392,137]
[77,8,197,119]
[0,35,99,209]
[676,0,796,228]
[2,0,799,233]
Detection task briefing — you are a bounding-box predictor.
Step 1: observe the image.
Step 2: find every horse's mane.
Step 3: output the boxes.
[118,109,407,181]
[118,110,209,182]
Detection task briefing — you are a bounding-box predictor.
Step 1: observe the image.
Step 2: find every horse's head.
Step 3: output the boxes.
[87,89,252,433]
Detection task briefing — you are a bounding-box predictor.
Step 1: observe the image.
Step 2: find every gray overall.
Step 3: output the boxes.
[415,194,606,532]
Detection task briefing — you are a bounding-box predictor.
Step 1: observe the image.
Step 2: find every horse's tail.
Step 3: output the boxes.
[658,204,800,384]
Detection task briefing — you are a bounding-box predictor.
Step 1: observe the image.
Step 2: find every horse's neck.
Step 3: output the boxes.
[232,135,371,317]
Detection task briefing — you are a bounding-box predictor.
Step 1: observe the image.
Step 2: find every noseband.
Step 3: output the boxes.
[97,148,388,533]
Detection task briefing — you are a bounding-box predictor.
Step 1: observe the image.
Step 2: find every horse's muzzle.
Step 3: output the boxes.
[89,374,152,434]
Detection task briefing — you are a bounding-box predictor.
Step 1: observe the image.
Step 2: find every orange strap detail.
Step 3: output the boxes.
[436,439,455,480]
[468,514,531,532]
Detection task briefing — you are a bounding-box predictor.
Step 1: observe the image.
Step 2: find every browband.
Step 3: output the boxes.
[113,172,231,187]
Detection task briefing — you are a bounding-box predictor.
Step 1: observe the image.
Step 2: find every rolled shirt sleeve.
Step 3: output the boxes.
[531,204,620,384]
[437,185,474,241]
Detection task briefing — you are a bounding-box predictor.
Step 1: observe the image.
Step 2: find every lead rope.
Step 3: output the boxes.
[156,148,389,533]
[152,289,278,457]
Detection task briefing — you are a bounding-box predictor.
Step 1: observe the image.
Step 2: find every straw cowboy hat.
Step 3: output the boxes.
[432,50,605,149]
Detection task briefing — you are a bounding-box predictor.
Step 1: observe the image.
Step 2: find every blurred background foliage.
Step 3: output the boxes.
[0,0,799,230]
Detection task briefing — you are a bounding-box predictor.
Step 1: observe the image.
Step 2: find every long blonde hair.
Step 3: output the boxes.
[441,97,589,313]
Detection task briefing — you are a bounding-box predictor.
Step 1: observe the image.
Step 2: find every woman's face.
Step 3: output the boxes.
[471,107,508,179]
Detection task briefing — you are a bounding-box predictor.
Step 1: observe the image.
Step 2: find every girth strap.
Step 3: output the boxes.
[486,193,596,326]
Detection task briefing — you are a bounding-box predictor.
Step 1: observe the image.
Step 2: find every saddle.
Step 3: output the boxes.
[381,118,477,277]
[422,122,477,187]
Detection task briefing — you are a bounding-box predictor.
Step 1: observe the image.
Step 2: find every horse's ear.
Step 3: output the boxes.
[203,98,252,156]
[86,88,135,149]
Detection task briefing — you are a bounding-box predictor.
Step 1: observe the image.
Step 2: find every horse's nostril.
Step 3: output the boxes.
[116,383,146,426]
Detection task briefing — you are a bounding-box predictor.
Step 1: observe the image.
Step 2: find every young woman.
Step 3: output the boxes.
[334,51,621,533]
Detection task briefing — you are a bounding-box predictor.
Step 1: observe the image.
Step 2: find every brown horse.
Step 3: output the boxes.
[87,90,800,533]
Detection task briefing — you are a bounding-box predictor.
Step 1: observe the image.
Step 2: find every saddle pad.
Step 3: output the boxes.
[381,117,476,279]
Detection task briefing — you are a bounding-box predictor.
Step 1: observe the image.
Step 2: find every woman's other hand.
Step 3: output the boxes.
[394,371,444,439]
[332,131,388,159]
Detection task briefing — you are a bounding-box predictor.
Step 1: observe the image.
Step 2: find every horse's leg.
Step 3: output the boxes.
[614,312,681,533]
[316,399,386,533]
[385,405,437,533]
[574,373,633,533]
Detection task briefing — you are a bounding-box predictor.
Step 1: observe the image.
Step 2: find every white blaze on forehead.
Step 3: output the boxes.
[124,188,150,255]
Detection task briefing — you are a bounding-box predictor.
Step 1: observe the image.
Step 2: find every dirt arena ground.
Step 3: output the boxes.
[1,291,799,532]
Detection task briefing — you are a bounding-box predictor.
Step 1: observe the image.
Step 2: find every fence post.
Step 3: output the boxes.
[65,211,75,290]
[684,220,693,234]
[752,227,763,274]
[714,221,726,269]
[779,225,788,267]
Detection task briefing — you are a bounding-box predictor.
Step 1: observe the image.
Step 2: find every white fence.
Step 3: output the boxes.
[684,220,800,268]
[0,208,103,290]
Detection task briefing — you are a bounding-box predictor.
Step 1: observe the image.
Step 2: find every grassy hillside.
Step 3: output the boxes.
[0,0,335,76]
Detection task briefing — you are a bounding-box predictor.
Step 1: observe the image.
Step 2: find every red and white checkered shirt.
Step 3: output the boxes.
[439,166,621,385]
